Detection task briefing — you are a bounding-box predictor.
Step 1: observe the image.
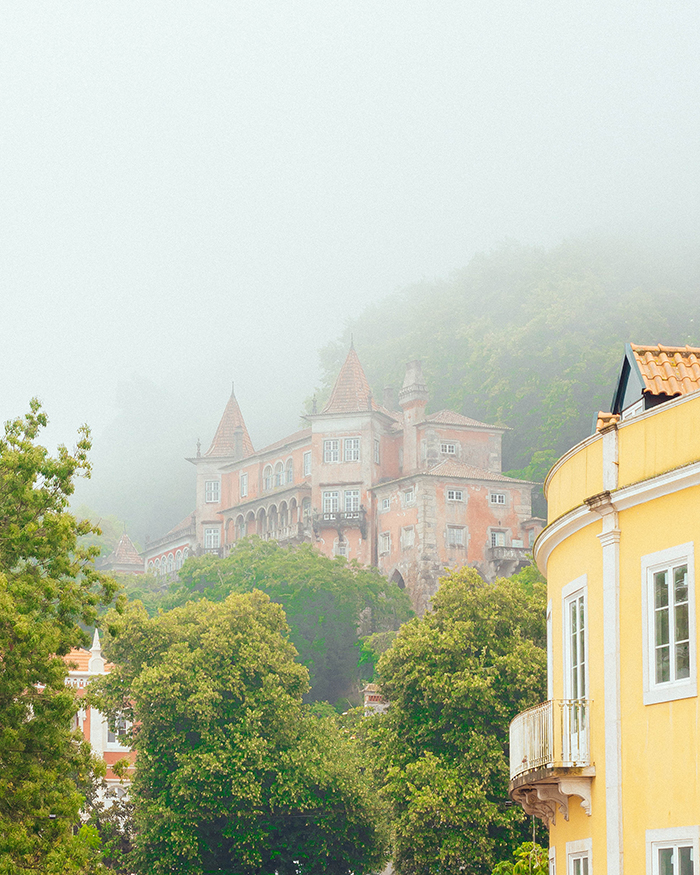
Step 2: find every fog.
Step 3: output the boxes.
[2,1,699,540]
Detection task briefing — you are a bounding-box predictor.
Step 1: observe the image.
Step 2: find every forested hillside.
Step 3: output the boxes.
[319,237,700,482]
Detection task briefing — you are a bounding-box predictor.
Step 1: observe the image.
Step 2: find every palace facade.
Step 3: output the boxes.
[144,346,542,613]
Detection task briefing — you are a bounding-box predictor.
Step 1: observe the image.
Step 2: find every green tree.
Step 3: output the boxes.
[168,538,414,703]
[492,842,548,875]
[0,401,117,874]
[365,567,547,875]
[92,593,389,875]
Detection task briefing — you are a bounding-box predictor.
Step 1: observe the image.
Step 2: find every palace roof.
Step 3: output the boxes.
[206,390,255,458]
[630,343,700,398]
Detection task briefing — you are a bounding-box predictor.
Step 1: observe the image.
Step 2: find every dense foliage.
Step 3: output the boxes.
[167,537,414,703]
[92,593,389,875]
[318,237,700,482]
[364,566,547,875]
[0,402,117,874]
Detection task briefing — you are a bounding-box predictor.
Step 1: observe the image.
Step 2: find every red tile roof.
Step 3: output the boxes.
[322,346,379,414]
[256,428,312,457]
[426,459,529,482]
[423,409,497,428]
[206,392,255,458]
[631,343,700,398]
[164,512,196,539]
[104,533,142,567]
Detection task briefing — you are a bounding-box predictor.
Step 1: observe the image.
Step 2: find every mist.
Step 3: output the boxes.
[2,1,699,540]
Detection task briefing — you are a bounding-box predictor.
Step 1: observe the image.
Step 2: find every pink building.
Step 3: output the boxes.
[144,347,543,613]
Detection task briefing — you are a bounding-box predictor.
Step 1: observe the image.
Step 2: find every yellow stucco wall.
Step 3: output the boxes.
[539,393,700,873]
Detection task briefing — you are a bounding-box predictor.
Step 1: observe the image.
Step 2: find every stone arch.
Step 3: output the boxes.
[390,568,406,589]
[285,457,294,485]
[268,503,278,533]
[290,497,298,523]
[279,500,288,528]
[263,465,272,492]
[257,507,266,535]
[245,511,256,536]
[274,461,284,488]
[236,514,246,540]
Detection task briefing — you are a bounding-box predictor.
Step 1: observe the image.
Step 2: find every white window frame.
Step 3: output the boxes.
[379,532,390,555]
[647,826,699,875]
[286,459,294,484]
[489,492,506,505]
[344,437,360,462]
[204,480,220,503]
[642,542,696,705]
[401,526,415,549]
[447,489,463,502]
[374,439,380,464]
[381,497,391,512]
[562,575,588,702]
[263,465,272,491]
[322,490,340,514]
[446,526,465,547]
[324,440,340,463]
[402,487,415,506]
[549,847,556,875]
[204,528,220,549]
[490,529,506,547]
[107,714,130,748]
[303,451,312,476]
[344,489,360,513]
[566,838,592,875]
[441,442,456,454]
[334,538,348,558]
[240,471,248,498]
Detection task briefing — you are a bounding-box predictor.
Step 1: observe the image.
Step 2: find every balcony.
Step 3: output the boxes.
[508,699,595,825]
[486,544,531,578]
[312,508,367,539]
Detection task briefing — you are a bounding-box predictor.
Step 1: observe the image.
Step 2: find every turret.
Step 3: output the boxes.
[399,360,429,472]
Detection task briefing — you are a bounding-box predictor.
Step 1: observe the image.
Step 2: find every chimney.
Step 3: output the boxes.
[399,361,429,472]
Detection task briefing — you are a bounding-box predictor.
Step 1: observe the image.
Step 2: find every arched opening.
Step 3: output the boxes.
[175,550,183,570]
[390,568,406,590]
[268,504,278,534]
[246,511,256,536]
[263,465,272,492]
[274,461,284,488]
[286,458,294,484]
[257,507,266,536]
[236,515,245,540]
[290,497,298,524]
[279,501,288,529]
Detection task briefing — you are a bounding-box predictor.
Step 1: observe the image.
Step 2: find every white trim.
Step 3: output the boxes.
[535,459,700,575]
[641,542,697,705]
[547,599,554,700]
[646,826,699,875]
[549,847,556,875]
[562,575,588,701]
[566,837,592,874]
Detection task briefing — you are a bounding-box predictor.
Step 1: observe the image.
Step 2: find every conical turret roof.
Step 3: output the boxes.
[206,390,255,458]
[322,345,378,414]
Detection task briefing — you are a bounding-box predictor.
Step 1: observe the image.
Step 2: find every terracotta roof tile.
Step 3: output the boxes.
[104,533,142,566]
[425,459,528,482]
[596,411,620,432]
[322,347,379,414]
[206,392,255,458]
[65,648,91,671]
[164,512,196,539]
[423,409,495,428]
[257,428,312,457]
[631,343,700,398]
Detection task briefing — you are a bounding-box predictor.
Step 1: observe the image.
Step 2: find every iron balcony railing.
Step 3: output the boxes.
[509,698,590,782]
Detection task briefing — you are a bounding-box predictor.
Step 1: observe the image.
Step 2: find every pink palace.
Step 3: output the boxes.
[144,346,543,614]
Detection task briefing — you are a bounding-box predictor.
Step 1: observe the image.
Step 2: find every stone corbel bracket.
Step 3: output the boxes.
[511,775,593,826]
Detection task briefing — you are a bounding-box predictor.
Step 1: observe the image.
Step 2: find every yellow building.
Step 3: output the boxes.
[509,344,700,875]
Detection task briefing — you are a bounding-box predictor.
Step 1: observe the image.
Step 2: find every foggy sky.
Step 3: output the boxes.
[3,2,700,532]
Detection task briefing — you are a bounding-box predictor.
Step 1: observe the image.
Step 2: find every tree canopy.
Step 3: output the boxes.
[92,592,389,875]
[0,402,117,874]
[363,566,547,875]
[167,537,414,703]
[318,236,700,482]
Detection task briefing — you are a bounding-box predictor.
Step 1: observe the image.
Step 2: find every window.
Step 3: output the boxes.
[374,439,380,464]
[324,440,340,463]
[107,715,129,745]
[274,461,284,487]
[344,489,360,513]
[344,437,360,461]
[447,489,463,501]
[286,459,294,484]
[563,577,587,701]
[490,492,506,505]
[323,491,340,514]
[302,498,311,522]
[490,530,506,547]
[647,827,699,875]
[204,528,220,549]
[237,518,246,539]
[334,539,348,557]
[642,543,696,704]
[441,442,456,454]
[381,497,391,512]
[379,532,390,554]
[566,839,591,875]
[240,472,248,498]
[263,465,272,491]
[401,526,415,549]
[167,553,174,573]
[549,847,556,875]
[303,451,312,475]
[205,480,220,502]
[403,487,415,506]
[447,526,465,546]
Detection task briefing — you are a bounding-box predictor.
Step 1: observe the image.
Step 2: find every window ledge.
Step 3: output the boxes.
[644,680,697,706]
